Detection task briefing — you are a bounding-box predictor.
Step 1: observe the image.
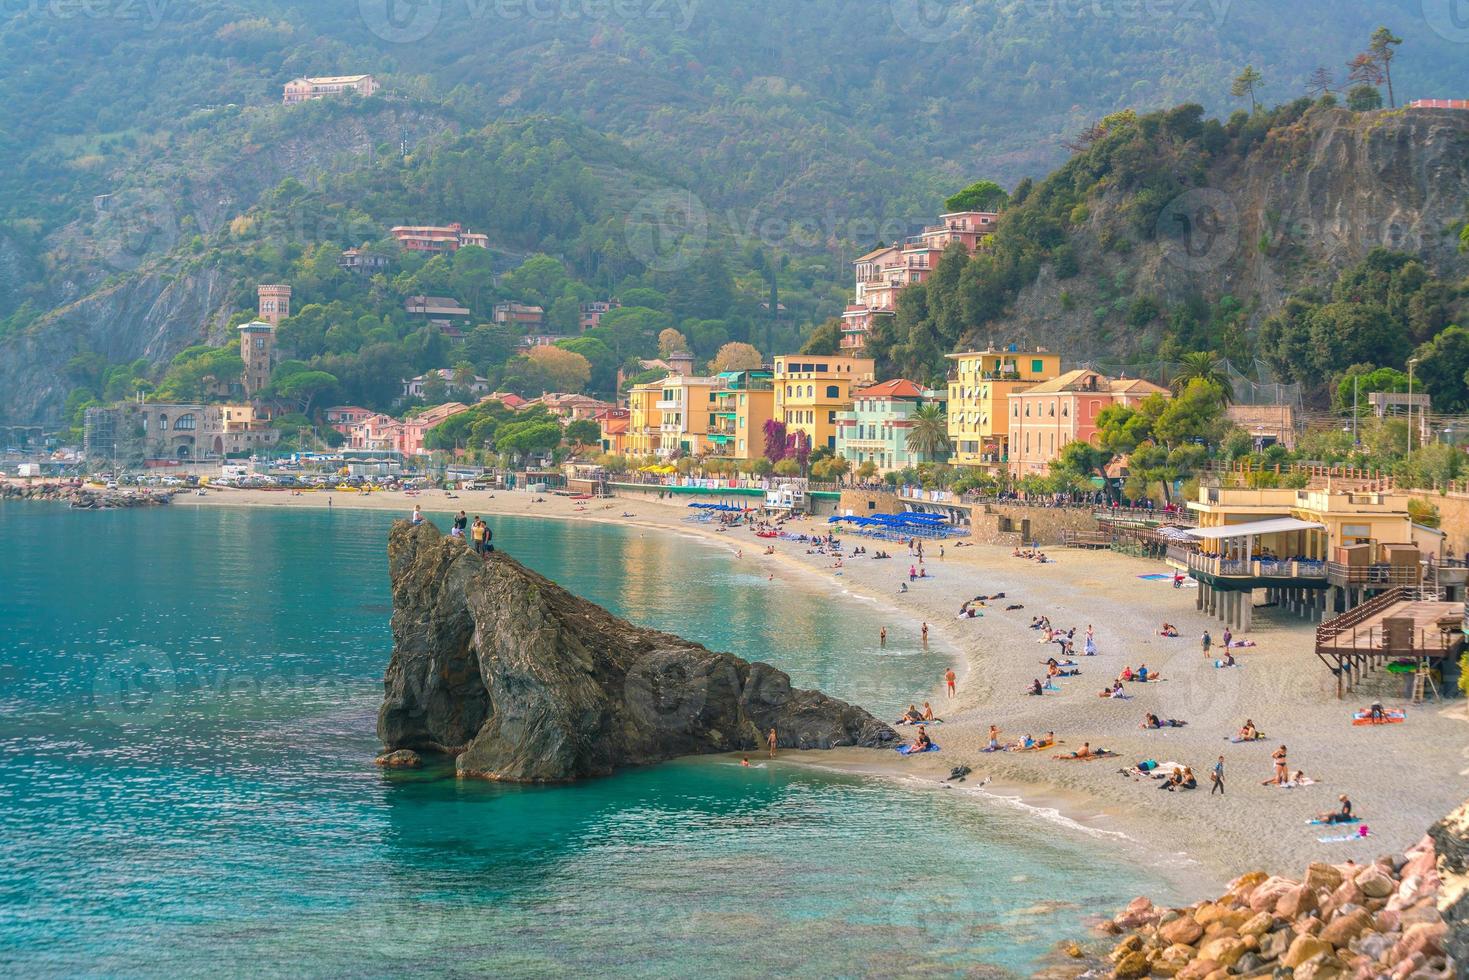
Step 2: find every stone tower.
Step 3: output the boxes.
[239,321,275,397]
[257,284,292,326]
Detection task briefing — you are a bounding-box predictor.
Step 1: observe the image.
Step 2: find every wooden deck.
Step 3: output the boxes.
[1315,588,1464,698]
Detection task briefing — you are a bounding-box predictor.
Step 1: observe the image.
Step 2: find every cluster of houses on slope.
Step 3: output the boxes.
[604,346,1178,479]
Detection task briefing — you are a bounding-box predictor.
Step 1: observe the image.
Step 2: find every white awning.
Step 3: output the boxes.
[1185,517,1324,541]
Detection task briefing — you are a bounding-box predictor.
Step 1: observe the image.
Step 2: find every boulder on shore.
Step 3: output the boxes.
[377,521,896,782]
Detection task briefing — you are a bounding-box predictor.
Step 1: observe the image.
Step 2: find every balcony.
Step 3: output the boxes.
[655,399,681,410]
[1326,563,1423,588]
[1185,552,1327,582]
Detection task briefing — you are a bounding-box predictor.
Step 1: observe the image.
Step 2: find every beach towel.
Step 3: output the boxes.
[1227,734,1267,743]
[1053,750,1116,761]
[1306,816,1360,826]
[1269,779,1317,788]
[896,743,940,755]
[1318,831,1372,843]
[1352,711,1405,726]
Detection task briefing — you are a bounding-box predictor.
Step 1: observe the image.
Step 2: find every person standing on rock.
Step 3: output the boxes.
[1211,756,1225,795]
[767,727,778,759]
[452,511,467,538]
[411,504,425,526]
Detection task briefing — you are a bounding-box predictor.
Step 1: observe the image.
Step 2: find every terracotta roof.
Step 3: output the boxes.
[855,379,926,400]
[854,244,900,262]
[602,419,629,435]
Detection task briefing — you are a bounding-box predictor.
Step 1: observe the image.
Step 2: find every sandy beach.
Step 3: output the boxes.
[174,484,1468,893]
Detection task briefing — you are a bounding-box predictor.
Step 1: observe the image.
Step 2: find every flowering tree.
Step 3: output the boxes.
[763,418,787,462]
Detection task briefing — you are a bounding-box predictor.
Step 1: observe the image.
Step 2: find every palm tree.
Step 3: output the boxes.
[1171,352,1235,403]
[906,403,951,462]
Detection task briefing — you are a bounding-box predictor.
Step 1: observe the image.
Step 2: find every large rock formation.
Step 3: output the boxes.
[377,521,895,782]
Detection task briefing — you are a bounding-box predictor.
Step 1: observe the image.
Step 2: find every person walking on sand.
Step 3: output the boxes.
[767,727,778,759]
[1211,756,1225,795]
[1201,630,1212,657]
[945,668,956,699]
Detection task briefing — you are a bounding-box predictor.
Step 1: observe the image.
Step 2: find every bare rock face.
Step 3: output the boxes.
[377,522,895,782]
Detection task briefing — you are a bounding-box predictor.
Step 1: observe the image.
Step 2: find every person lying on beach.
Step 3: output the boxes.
[1055,742,1112,760]
[1006,604,1024,611]
[1143,713,1187,729]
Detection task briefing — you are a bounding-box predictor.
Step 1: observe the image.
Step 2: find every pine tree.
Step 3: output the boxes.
[1231,65,1263,113]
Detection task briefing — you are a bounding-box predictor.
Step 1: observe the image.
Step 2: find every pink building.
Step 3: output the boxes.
[1007,370,1170,477]
[323,406,373,435]
[579,300,620,331]
[350,403,470,456]
[283,75,377,104]
[390,223,489,253]
[840,211,998,351]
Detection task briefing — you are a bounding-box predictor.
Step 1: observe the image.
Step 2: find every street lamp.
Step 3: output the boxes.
[1406,357,1419,454]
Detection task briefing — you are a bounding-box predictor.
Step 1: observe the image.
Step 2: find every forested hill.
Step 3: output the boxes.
[2,1,1469,424]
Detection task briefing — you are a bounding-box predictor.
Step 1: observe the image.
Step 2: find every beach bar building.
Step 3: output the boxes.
[1178,483,1427,631]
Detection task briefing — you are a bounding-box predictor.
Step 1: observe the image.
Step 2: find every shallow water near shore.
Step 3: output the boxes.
[0,504,1176,976]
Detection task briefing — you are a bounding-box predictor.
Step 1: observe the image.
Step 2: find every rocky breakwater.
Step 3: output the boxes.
[376,521,896,781]
[1,482,175,508]
[1094,799,1468,979]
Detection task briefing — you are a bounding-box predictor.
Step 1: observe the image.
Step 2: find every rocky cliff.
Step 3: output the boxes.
[377,522,895,782]
[1000,107,1469,360]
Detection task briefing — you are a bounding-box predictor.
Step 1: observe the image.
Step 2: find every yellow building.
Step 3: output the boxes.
[945,346,1062,468]
[626,382,662,458]
[772,354,875,452]
[708,371,775,464]
[628,374,725,459]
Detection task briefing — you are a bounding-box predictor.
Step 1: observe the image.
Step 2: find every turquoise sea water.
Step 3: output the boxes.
[0,503,1170,977]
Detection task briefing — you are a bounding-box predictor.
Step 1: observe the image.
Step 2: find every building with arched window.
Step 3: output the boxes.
[772,355,875,453]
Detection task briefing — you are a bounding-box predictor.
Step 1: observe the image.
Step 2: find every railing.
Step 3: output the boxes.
[1326,563,1424,587]
[1317,586,1460,654]
[1187,552,1327,580]
[1061,530,1113,548]
[1093,505,1198,526]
